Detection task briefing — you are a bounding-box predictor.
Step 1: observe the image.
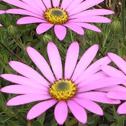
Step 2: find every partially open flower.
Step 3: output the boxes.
[0,42,122,125]
[3,0,114,40]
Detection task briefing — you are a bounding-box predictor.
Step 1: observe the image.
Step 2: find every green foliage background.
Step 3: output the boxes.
[0,0,126,126]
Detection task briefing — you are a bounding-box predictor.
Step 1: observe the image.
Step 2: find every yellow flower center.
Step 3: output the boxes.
[44,8,68,24]
[49,79,77,101]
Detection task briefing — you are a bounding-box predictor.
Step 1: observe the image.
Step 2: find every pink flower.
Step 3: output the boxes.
[100,53,126,115]
[0,10,5,27]
[0,42,121,125]
[3,0,114,40]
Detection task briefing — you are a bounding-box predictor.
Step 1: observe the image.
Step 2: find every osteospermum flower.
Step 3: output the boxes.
[0,42,122,125]
[2,0,114,40]
[100,53,126,114]
[0,10,5,27]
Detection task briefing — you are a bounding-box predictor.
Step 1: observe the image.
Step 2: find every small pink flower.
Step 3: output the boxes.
[3,0,114,40]
[0,42,121,125]
[101,53,126,115]
[0,10,5,27]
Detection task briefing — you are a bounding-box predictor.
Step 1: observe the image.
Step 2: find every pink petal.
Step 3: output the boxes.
[1,85,47,95]
[73,98,103,115]
[36,23,53,34]
[54,101,68,125]
[108,53,126,74]
[2,0,41,15]
[6,94,51,106]
[77,72,108,88]
[52,0,60,7]
[42,0,52,8]
[97,85,126,92]
[64,23,84,35]
[68,22,101,32]
[0,74,49,89]
[67,99,87,124]
[75,56,111,83]
[17,16,45,24]
[64,42,79,79]
[107,91,126,100]
[66,0,83,12]
[27,100,57,120]
[70,16,111,23]
[78,77,125,92]
[21,0,43,13]
[6,9,43,19]
[69,0,104,15]
[61,0,73,10]
[33,0,46,11]
[76,92,120,104]
[26,46,55,83]
[70,9,114,18]
[102,65,126,79]
[0,24,2,27]
[72,44,99,81]
[117,102,126,114]
[0,10,5,14]
[47,42,62,80]
[9,61,49,86]
[54,25,67,41]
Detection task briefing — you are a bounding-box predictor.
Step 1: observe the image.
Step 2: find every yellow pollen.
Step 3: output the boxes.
[49,79,77,101]
[44,7,68,24]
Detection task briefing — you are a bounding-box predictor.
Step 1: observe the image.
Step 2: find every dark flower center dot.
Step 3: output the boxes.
[51,10,63,17]
[57,82,69,90]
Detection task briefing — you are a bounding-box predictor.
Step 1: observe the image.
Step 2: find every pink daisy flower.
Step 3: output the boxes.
[0,10,5,27]
[100,53,126,115]
[3,0,114,40]
[0,42,122,125]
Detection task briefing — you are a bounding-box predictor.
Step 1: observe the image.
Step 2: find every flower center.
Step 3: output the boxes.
[49,79,77,101]
[44,8,68,24]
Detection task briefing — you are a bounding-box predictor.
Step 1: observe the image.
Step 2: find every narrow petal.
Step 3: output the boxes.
[77,72,108,88]
[75,56,111,83]
[97,85,126,92]
[36,23,53,34]
[1,85,47,95]
[108,53,126,74]
[2,0,41,15]
[72,44,99,81]
[70,9,114,19]
[54,25,67,41]
[70,16,111,23]
[33,0,46,11]
[78,77,125,92]
[67,100,87,124]
[69,0,104,15]
[6,94,51,106]
[9,61,49,86]
[107,91,126,100]
[27,47,55,83]
[6,9,43,19]
[47,42,62,80]
[68,22,101,32]
[117,102,126,114]
[52,0,60,7]
[64,42,79,79]
[0,74,49,89]
[61,0,73,10]
[17,16,45,24]
[66,0,83,12]
[101,65,126,79]
[42,0,52,8]
[76,92,120,104]
[27,100,57,120]
[54,101,68,125]
[64,23,84,35]
[0,10,5,14]
[73,98,103,115]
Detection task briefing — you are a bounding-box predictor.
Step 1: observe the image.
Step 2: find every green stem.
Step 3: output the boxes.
[69,29,74,42]
[0,42,26,63]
